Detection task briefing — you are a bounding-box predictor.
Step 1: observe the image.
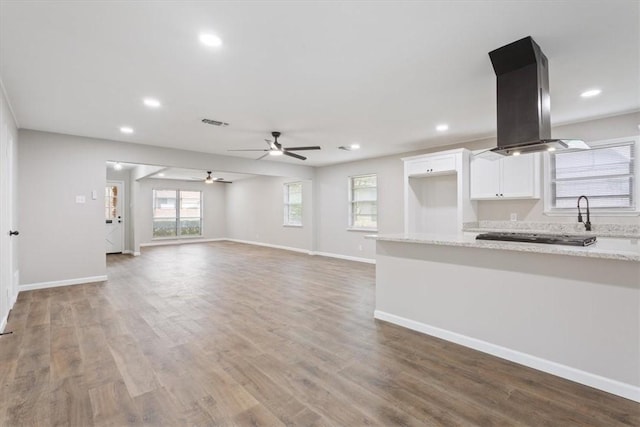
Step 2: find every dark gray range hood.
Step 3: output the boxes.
[487,36,589,156]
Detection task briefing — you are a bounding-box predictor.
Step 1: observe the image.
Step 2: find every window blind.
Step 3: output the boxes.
[551,142,635,209]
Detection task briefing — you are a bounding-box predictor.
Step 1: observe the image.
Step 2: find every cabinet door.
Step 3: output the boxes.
[406,159,432,176]
[429,155,456,173]
[500,153,540,199]
[470,156,501,199]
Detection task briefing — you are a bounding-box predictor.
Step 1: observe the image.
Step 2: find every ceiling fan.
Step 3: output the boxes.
[203,171,231,184]
[229,131,321,161]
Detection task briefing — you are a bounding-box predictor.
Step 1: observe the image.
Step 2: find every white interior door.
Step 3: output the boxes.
[1,123,17,324]
[105,181,124,254]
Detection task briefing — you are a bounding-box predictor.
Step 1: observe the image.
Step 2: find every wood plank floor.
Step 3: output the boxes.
[1,241,638,426]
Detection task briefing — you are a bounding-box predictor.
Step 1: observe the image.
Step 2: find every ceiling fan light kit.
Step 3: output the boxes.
[202,171,232,184]
[228,131,321,161]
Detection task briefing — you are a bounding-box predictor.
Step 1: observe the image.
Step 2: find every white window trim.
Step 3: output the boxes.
[283,182,303,227]
[543,135,640,217]
[348,173,378,231]
[152,189,204,239]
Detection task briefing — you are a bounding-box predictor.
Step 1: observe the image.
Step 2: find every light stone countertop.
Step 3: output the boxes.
[368,232,640,262]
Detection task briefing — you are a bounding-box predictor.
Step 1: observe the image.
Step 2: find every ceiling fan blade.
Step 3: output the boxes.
[283,151,307,161]
[256,152,270,160]
[217,180,232,184]
[228,149,270,152]
[283,146,321,151]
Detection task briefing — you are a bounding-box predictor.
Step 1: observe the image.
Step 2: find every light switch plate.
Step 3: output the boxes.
[510,213,517,221]
[91,190,97,200]
[75,195,86,204]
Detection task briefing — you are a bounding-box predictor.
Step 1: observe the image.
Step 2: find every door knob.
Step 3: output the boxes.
[9,230,19,236]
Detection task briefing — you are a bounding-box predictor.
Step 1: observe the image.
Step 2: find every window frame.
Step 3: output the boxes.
[348,173,378,231]
[283,181,303,227]
[543,136,639,216]
[152,189,203,239]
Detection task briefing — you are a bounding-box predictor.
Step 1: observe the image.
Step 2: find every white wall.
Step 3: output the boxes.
[314,112,640,261]
[18,133,107,285]
[375,240,640,400]
[475,112,640,224]
[315,155,405,260]
[226,176,313,252]
[15,112,639,285]
[137,178,226,245]
[0,81,19,329]
[17,130,313,286]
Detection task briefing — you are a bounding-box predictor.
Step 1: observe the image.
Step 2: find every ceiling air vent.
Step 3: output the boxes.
[201,118,229,127]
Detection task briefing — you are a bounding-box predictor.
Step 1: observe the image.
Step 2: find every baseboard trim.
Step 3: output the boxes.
[313,251,375,264]
[224,239,375,263]
[225,239,312,255]
[121,250,141,256]
[140,238,225,248]
[139,237,375,264]
[374,310,640,403]
[20,275,108,292]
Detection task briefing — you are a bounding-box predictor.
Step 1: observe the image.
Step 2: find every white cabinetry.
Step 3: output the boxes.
[470,153,540,200]
[403,149,477,234]
[405,154,457,177]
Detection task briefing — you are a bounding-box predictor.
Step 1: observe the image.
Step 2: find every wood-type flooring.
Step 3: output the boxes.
[0,241,638,426]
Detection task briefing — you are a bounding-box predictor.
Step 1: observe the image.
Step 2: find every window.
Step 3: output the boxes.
[152,189,202,238]
[284,182,303,226]
[546,137,638,214]
[105,185,118,220]
[349,174,377,230]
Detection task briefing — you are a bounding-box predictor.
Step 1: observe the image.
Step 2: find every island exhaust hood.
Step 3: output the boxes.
[487,36,589,156]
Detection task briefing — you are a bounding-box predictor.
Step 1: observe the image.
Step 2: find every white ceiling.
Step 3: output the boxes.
[1,1,638,166]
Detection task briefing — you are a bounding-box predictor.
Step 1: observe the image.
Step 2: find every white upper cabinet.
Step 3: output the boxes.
[405,153,457,177]
[470,153,540,200]
[402,149,477,234]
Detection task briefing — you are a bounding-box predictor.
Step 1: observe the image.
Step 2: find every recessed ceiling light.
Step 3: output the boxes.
[350,143,360,150]
[512,151,521,156]
[547,147,556,152]
[269,150,283,156]
[580,89,601,98]
[113,162,123,170]
[157,172,165,177]
[143,98,161,108]
[436,124,449,132]
[120,126,134,134]
[199,33,223,47]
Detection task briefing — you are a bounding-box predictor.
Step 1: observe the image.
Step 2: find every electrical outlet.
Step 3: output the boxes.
[510,213,518,221]
[358,244,363,251]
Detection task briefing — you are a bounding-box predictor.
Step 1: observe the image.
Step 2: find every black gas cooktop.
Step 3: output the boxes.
[475,232,597,247]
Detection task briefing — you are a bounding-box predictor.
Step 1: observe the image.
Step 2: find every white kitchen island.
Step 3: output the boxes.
[371,232,640,401]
